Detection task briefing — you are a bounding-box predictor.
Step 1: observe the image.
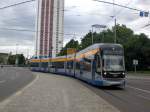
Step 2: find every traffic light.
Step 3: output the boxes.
[140,11,149,17]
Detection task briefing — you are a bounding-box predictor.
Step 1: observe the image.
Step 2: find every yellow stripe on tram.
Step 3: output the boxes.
[30,48,100,63]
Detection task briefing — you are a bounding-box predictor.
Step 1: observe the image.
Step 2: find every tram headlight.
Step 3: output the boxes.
[104,72,107,75]
[122,72,125,75]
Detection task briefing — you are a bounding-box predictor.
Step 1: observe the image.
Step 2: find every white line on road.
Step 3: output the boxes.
[127,85,150,94]
[127,76,150,80]
[0,74,39,109]
[137,94,150,101]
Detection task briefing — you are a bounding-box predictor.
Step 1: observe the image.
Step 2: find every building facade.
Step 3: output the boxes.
[35,0,64,58]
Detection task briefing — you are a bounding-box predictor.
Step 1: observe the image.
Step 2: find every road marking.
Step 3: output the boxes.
[0,80,6,84]
[0,74,39,109]
[127,85,150,94]
[62,89,70,112]
[15,75,39,96]
[137,94,150,101]
[127,77,150,80]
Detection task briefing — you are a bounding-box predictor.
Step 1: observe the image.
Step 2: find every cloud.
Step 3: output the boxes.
[0,0,149,56]
[65,0,150,39]
[0,0,36,56]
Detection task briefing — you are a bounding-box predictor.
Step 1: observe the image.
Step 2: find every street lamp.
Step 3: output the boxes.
[15,44,19,66]
[15,44,19,55]
[91,24,107,44]
[110,16,117,43]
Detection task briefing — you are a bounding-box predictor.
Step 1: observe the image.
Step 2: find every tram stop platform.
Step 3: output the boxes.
[0,72,119,112]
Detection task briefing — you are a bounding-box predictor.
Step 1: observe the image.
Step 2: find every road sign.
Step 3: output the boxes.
[133,59,138,73]
[140,11,144,17]
[133,60,138,65]
[140,11,149,17]
[144,12,149,17]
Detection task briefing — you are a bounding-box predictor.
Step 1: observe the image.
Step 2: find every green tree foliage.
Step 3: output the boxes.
[58,39,80,56]
[80,32,93,49]
[8,54,25,65]
[0,57,4,64]
[8,55,16,65]
[0,53,8,64]
[59,24,150,70]
[18,54,26,65]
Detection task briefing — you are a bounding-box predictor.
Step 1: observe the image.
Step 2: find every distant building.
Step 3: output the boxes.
[35,0,64,58]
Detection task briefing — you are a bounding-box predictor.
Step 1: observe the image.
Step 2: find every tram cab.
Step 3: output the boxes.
[94,44,126,86]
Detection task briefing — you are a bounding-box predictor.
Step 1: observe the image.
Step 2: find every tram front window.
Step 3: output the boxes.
[103,55,125,71]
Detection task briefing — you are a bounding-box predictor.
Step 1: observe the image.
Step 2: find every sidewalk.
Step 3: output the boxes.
[0,72,120,112]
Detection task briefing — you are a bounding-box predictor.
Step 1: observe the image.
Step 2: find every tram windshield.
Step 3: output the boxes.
[103,55,125,71]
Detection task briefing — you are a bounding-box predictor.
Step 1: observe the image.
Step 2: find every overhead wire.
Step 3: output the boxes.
[106,0,134,25]
[0,0,35,10]
[0,0,148,37]
[0,27,85,37]
[93,0,146,12]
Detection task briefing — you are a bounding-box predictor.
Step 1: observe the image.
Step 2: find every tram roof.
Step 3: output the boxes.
[31,43,123,60]
[78,43,122,53]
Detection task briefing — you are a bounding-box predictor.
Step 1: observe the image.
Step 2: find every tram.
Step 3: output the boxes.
[30,43,126,88]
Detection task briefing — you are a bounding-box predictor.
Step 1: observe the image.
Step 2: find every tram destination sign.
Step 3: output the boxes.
[103,49,123,55]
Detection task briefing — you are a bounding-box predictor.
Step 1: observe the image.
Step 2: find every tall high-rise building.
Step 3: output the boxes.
[35,0,64,58]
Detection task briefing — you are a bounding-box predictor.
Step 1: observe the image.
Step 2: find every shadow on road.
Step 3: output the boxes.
[98,86,125,91]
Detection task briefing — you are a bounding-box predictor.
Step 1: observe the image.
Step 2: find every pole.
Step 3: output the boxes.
[74,51,76,77]
[16,44,18,55]
[113,0,117,43]
[114,18,117,43]
[134,65,136,73]
[92,27,94,44]
[73,33,76,48]
[15,44,19,66]
[48,48,52,72]
[27,49,29,59]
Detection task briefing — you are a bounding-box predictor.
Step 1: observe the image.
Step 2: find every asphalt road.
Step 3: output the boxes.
[0,68,149,112]
[0,67,35,102]
[79,75,150,112]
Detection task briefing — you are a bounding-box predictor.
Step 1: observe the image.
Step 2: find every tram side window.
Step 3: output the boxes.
[76,61,80,70]
[82,57,91,72]
[51,62,56,68]
[54,62,64,69]
[67,61,73,69]
[30,62,39,67]
[95,54,101,73]
[41,62,48,68]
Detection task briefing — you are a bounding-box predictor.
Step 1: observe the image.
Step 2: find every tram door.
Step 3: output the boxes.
[66,61,74,76]
[92,60,96,80]
[80,58,92,80]
[50,62,56,73]
[94,53,102,80]
[48,62,52,72]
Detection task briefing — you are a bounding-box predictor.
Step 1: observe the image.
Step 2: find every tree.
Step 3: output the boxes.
[18,54,25,65]
[58,39,80,56]
[60,24,150,71]
[8,54,25,66]
[0,57,4,64]
[8,55,16,65]
[84,24,150,70]
[80,32,93,49]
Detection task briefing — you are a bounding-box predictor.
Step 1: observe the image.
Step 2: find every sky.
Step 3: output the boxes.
[0,0,149,57]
